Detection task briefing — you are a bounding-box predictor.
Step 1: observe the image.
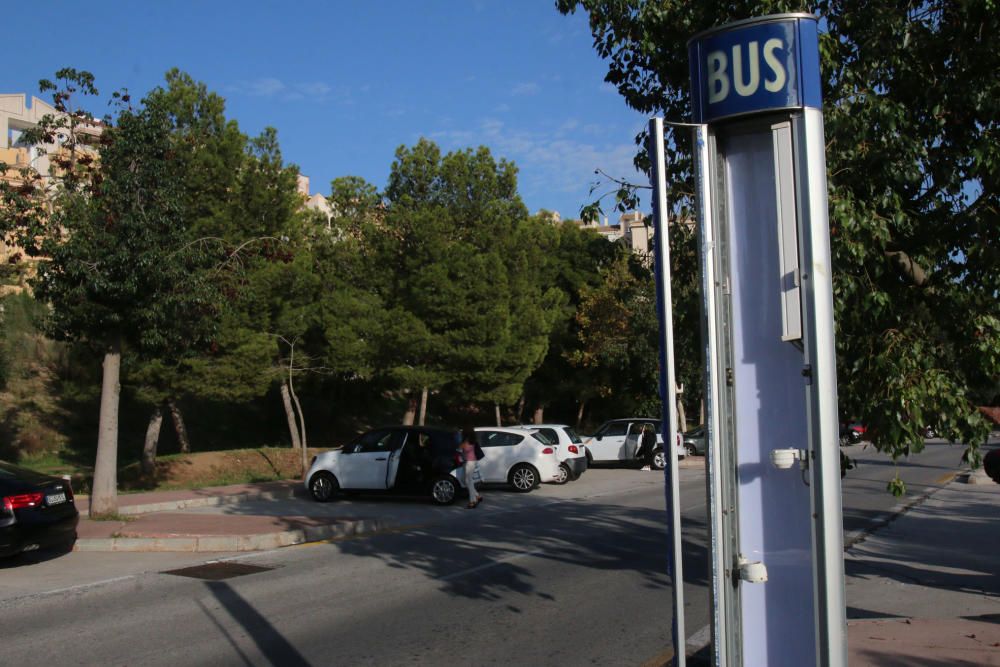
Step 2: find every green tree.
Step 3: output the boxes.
[558,1,999,486]
[5,74,222,514]
[521,218,622,425]
[571,253,661,417]
[377,139,555,423]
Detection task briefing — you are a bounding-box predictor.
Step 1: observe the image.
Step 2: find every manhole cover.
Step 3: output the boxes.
[162,561,274,581]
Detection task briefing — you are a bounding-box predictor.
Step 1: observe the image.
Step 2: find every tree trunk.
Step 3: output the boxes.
[90,337,122,516]
[533,406,544,424]
[495,403,502,426]
[281,380,302,450]
[418,386,429,426]
[168,399,191,454]
[289,380,308,474]
[677,397,687,434]
[516,395,526,423]
[402,395,417,425]
[700,398,706,425]
[576,401,586,428]
[141,405,164,476]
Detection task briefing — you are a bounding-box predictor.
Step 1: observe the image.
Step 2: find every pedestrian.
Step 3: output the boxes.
[637,423,657,471]
[460,426,483,508]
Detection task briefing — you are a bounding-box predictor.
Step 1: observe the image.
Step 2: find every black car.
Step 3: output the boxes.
[1,461,80,558]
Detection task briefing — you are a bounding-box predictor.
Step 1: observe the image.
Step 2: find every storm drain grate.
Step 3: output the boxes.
[162,561,275,581]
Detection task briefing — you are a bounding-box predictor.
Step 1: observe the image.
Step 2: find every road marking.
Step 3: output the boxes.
[640,623,712,667]
[933,471,957,485]
[439,547,548,581]
[0,575,136,607]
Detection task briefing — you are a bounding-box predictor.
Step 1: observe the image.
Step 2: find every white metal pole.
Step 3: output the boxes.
[648,117,685,667]
[796,108,848,667]
[691,123,731,667]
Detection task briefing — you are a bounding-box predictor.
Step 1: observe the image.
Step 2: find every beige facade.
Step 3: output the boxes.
[572,211,653,262]
[0,93,102,282]
[1,93,101,188]
[296,174,334,223]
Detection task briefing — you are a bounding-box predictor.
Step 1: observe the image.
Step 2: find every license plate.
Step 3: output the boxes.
[46,492,67,505]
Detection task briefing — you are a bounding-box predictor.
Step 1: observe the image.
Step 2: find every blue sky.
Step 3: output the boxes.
[4,1,649,220]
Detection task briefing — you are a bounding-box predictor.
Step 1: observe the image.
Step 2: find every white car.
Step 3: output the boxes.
[305,426,465,505]
[472,426,561,492]
[584,418,680,471]
[511,424,588,484]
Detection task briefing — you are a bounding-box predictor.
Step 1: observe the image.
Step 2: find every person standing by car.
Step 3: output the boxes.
[636,423,657,470]
[460,426,483,508]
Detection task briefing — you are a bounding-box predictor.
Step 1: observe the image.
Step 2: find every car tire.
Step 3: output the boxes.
[551,463,571,485]
[509,463,539,492]
[309,471,339,502]
[683,443,697,458]
[585,451,594,468]
[652,449,667,471]
[430,476,458,505]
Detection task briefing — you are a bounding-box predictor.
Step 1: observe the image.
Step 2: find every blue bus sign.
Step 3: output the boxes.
[688,14,821,123]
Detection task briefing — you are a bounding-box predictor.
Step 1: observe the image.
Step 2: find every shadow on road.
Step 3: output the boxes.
[202,580,311,667]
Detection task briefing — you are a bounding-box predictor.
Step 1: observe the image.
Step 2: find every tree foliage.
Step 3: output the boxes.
[558,0,999,481]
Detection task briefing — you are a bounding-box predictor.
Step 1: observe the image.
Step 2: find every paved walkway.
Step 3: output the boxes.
[845,474,1000,666]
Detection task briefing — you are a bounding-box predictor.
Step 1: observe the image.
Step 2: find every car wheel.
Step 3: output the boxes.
[683,443,696,458]
[431,476,458,505]
[309,471,339,502]
[652,449,667,470]
[551,463,571,485]
[509,464,539,492]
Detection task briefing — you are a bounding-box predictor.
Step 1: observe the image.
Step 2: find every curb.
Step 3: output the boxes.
[78,486,303,518]
[72,517,386,553]
[843,472,957,550]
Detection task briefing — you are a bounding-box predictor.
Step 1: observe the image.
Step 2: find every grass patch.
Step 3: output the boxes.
[90,512,137,523]
[17,446,327,495]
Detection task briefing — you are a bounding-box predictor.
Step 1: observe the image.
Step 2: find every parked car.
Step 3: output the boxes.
[511,424,588,484]
[1,461,79,558]
[839,422,866,445]
[473,427,561,491]
[584,418,680,470]
[306,426,464,505]
[681,425,706,457]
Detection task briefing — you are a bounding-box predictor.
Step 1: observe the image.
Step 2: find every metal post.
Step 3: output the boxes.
[795,108,848,667]
[648,117,685,667]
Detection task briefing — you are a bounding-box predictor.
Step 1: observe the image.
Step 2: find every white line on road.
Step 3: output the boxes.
[0,574,136,608]
[439,547,548,581]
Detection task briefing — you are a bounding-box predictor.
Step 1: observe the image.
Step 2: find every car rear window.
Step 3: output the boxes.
[564,427,583,444]
[533,429,558,445]
[478,431,524,447]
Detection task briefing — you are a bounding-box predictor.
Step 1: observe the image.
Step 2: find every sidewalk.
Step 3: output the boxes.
[74,480,390,552]
[845,476,1000,665]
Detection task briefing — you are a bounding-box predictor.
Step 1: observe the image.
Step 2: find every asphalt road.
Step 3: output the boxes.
[1,441,980,666]
[1,468,710,666]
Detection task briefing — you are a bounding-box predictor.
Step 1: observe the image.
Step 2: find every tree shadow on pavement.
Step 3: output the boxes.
[318,497,709,605]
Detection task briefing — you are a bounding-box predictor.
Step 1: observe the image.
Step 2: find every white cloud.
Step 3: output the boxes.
[431,117,645,216]
[249,77,286,96]
[511,81,541,96]
[229,78,342,102]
